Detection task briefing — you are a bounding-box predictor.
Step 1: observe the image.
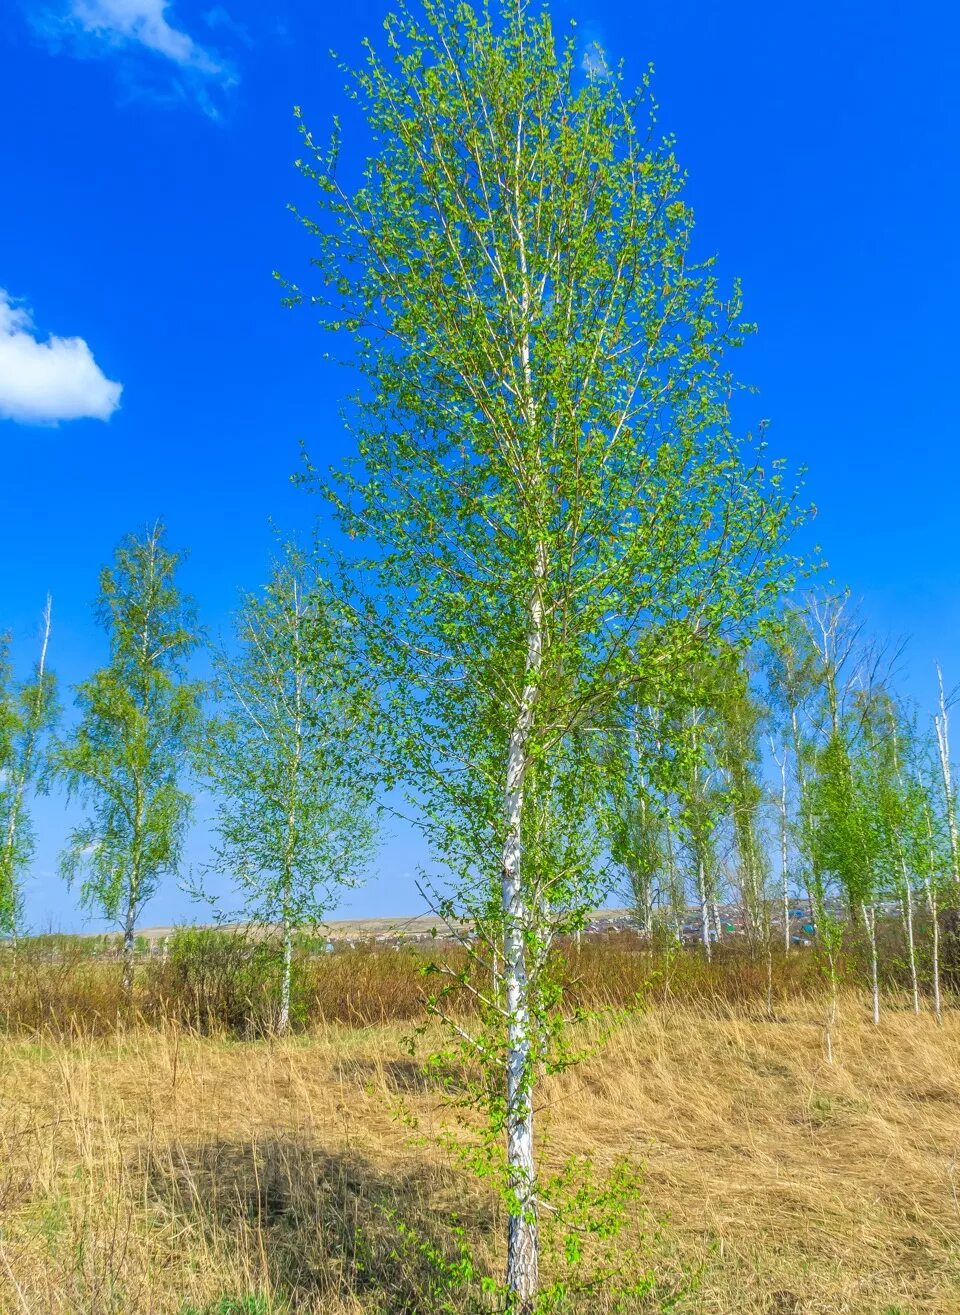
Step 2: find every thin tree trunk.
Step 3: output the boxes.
[862,903,880,1025]
[712,900,723,945]
[122,894,136,1001]
[278,915,293,1036]
[928,875,942,1024]
[664,812,682,944]
[0,599,52,942]
[918,789,943,1023]
[699,861,712,963]
[777,746,791,953]
[825,946,838,1064]
[936,665,960,882]
[935,667,960,991]
[279,592,304,1041]
[901,868,920,1015]
[500,551,545,1311]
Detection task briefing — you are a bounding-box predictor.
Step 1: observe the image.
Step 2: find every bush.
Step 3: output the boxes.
[179,1297,276,1315]
[147,927,285,1036]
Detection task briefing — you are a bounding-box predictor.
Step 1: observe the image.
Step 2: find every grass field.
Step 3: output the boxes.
[1,988,959,1314]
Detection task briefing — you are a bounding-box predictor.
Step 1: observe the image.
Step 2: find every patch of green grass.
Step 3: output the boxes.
[806,1091,869,1126]
[179,1296,279,1315]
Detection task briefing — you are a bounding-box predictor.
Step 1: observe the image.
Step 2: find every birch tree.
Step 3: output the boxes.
[289,5,800,1303]
[605,692,679,940]
[714,655,769,953]
[933,665,960,987]
[53,525,201,997]
[0,601,58,940]
[204,548,378,1034]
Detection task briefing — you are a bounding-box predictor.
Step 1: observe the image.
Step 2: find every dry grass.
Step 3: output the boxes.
[0,995,958,1313]
[0,934,829,1037]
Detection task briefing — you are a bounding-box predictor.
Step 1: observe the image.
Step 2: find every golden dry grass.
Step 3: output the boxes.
[0,997,958,1313]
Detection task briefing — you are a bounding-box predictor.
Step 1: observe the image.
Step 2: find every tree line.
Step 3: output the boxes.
[0,3,948,1309]
[0,530,377,1028]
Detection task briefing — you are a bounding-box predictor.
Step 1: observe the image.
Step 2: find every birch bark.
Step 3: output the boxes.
[500,548,546,1307]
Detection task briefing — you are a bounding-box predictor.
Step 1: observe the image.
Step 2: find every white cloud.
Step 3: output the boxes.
[67,0,224,73]
[581,41,609,80]
[35,0,238,114]
[0,291,122,426]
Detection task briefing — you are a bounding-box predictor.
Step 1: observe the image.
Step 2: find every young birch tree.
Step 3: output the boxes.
[715,655,769,954]
[289,5,800,1302]
[0,600,58,940]
[53,526,201,997]
[204,548,378,1035]
[933,665,960,987]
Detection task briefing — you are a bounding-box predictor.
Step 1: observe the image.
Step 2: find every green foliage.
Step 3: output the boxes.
[0,603,58,936]
[52,525,201,971]
[156,927,287,1035]
[289,0,802,1299]
[179,1296,277,1315]
[203,545,378,935]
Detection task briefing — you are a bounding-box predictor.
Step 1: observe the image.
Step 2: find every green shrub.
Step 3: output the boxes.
[147,927,284,1036]
[179,1296,277,1315]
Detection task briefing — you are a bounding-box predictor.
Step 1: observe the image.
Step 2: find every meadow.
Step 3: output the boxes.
[1,939,958,1315]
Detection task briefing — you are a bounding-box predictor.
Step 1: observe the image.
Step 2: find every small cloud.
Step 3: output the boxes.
[202,5,251,47]
[580,21,610,80]
[0,291,122,426]
[35,0,238,116]
[581,40,609,79]
[69,0,222,72]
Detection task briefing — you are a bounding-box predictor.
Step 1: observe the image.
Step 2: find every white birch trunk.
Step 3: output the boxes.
[500,551,545,1310]
[862,903,880,1025]
[664,812,682,944]
[278,916,293,1036]
[901,869,920,1015]
[825,950,837,1065]
[122,895,136,1001]
[928,874,942,1024]
[935,665,960,886]
[699,863,711,963]
[777,746,790,953]
[922,790,943,1023]
[278,587,303,1040]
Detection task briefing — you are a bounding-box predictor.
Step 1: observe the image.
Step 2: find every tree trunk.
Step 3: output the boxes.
[278,916,293,1036]
[500,558,545,1311]
[901,872,920,1015]
[825,947,838,1064]
[699,862,712,963]
[928,878,942,1024]
[712,900,723,946]
[122,897,136,1001]
[934,666,960,990]
[862,904,880,1025]
[778,750,790,954]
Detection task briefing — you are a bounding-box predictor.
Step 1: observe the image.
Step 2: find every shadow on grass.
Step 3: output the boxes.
[334,1055,471,1097]
[140,1135,496,1314]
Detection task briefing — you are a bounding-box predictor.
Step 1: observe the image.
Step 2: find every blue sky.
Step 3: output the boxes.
[1,0,958,931]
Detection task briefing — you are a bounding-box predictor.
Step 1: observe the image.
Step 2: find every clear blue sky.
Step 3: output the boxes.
[1,0,958,931]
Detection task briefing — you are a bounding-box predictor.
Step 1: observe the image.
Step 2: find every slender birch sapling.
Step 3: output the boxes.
[933,665,960,986]
[713,653,770,956]
[0,600,58,939]
[288,5,801,1303]
[53,525,201,997]
[204,548,378,1034]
